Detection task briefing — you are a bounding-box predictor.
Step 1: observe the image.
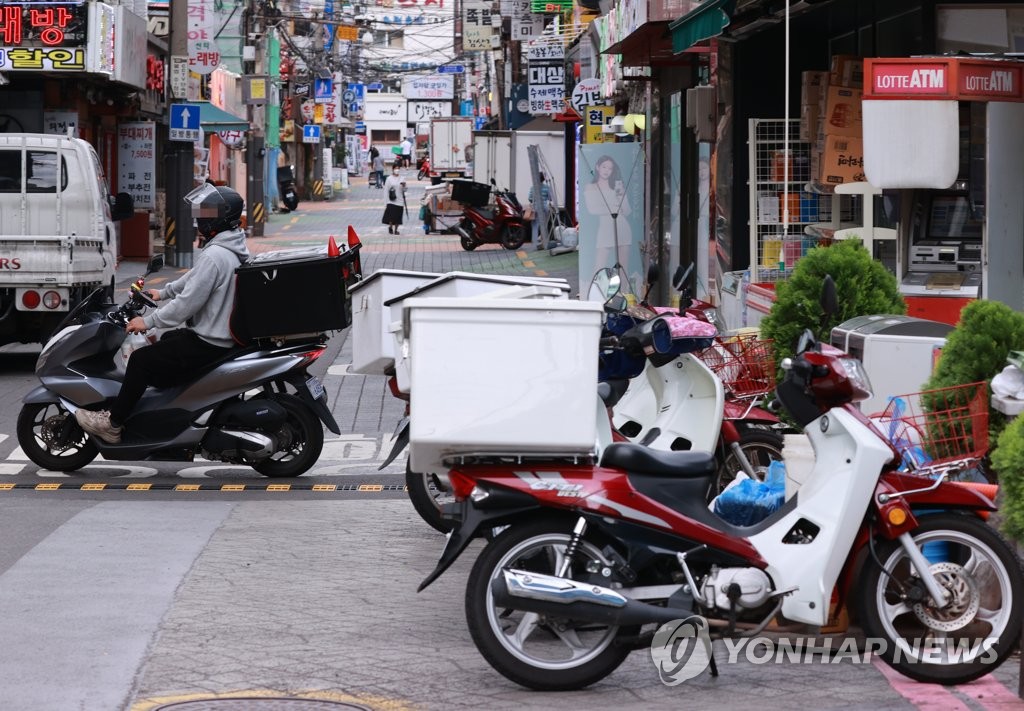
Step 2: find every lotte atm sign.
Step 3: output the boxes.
[864,58,1024,101]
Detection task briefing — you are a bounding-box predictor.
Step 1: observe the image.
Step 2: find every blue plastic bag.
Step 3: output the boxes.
[713,460,786,526]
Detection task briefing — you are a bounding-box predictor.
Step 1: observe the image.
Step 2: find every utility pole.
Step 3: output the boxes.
[166,0,197,267]
[243,1,266,237]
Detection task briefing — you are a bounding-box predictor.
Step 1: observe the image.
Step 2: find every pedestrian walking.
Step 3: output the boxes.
[400,137,413,168]
[382,168,406,234]
[372,152,385,189]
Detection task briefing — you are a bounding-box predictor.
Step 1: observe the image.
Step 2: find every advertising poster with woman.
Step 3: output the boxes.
[577,143,645,298]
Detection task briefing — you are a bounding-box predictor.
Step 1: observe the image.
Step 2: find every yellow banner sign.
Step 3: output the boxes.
[584,105,615,144]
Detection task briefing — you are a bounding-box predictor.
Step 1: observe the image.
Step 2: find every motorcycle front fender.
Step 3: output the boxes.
[23,385,60,405]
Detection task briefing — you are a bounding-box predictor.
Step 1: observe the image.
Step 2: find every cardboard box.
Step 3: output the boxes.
[829,55,863,88]
[800,71,829,107]
[800,103,820,142]
[822,86,863,138]
[819,134,865,186]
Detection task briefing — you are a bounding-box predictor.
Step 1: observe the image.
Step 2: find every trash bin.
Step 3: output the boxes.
[831,314,953,414]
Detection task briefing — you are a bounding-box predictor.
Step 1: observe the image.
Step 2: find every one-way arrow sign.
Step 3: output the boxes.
[169,103,201,141]
[302,124,322,143]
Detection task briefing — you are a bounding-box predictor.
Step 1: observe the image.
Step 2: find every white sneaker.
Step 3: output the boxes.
[75,409,123,444]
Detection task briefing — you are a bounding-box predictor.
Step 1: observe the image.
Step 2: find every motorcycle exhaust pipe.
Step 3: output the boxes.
[492,570,692,627]
[455,224,472,241]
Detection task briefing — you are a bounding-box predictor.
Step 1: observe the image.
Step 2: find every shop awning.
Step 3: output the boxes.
[669,0,735,54]
[198,102,250,132]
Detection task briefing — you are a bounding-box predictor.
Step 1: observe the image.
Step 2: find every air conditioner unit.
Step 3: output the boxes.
[685,86,716,142]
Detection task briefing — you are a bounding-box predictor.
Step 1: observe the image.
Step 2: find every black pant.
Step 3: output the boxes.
[110,329,232,426]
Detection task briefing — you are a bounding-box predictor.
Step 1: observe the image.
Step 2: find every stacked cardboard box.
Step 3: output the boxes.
[802,55,866,187]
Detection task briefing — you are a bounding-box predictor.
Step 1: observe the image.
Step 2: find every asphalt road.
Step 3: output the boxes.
[0,180,1020,711]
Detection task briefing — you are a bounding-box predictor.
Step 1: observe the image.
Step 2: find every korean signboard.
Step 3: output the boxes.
[43,110,78,137]
[584,105,614,144]
[403,75,455,100]
[188,0,220,75]
[87,2,114,75]
[365,100,405,121]
[528,61,564,115]
[408,101,452,121]
[462,0,493,52]
[0,0,88,71]
[117,122,156,209]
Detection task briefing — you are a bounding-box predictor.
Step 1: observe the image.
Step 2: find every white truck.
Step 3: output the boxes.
[429,117,473,178]
[0,133,133,345]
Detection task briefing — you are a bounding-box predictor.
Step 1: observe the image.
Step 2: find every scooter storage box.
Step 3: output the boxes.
[450,180,491,207]
[232,247,360,342]
[349,268,440,374]
[405,297,603,473]
[386,272,571,393]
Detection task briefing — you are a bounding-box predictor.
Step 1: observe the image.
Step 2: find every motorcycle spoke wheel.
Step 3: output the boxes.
[860,513,1023,685]
[251,393,323,478]
[465,520,633,690]
[16,403,97,472]
[405,465,454,533]
[709,426,784,500]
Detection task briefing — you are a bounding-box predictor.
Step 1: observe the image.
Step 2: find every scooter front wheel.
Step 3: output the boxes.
[859,513,1024,685]
[17,402,98,472]
[501,224,527,250]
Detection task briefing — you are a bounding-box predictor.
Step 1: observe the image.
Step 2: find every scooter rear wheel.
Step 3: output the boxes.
[251,393,324,477]
[17,402,98,472]
[708,425,784,501]
[459,227,479,251]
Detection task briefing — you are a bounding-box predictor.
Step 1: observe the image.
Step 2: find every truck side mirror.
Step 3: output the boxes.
[110,192,134,221]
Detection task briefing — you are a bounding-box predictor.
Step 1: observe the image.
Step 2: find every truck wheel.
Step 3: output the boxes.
[17,403,97,471]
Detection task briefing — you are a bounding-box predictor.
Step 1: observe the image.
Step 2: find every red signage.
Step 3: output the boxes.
[865,57,1024,102]
[0,3,87,47]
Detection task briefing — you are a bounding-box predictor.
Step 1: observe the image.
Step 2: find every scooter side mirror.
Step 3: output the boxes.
[588,268,621,304]
[673,263,694,293]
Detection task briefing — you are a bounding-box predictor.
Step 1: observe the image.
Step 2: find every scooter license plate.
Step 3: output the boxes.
[306,375,325,400]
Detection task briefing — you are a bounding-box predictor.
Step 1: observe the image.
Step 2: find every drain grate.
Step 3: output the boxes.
[154,699,372,711]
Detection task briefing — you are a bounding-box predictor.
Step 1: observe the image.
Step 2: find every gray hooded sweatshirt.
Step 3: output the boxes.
[142,228,250,348]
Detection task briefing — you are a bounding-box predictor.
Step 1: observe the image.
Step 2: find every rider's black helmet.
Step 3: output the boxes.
[184,183,244,240]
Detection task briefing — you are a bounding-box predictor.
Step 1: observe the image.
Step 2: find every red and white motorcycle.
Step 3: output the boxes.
[419,277,1023,691]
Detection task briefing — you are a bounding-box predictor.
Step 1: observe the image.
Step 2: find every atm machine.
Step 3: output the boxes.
[862,57,1024,326]
[900,188,984,323]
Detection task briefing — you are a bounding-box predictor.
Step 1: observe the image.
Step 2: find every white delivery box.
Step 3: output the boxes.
[405,297,604,474]
[385,272,572,393]
[349,269,440,374]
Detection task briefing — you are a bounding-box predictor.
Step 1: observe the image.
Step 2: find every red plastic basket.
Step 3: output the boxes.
[700,334,776,399]
[872,381,989,474]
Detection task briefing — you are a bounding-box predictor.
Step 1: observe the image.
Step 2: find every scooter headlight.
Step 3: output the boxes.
[838,357,873,402]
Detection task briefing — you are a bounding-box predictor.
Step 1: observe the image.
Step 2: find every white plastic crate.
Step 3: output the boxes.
[348,269,439,374]
[386,272,571,393]
[404,297,604,474]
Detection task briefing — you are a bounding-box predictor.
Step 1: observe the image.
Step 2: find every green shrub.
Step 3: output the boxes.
[760,239,906,367]
[991,416,1024,540]
[923,299,1024,444]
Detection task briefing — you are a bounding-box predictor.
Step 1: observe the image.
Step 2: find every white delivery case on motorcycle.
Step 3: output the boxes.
[404,297,603,474]
[349,269,440,374]
[385,272,571,393]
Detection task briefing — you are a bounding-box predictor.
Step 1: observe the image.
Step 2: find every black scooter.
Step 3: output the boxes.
[278,165,299,212]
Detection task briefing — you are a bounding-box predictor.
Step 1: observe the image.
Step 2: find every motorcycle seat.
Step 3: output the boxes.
[600,442,715,478]
[473,207,495,220]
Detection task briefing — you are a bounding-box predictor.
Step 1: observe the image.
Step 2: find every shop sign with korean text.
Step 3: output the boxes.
[0,0,89,72]
[584,105,614,144]
[117,122,156,209]
[462,0,493,51]
[43,110,78,137]
[87,2,116,75]
[528,61,564,115]
[187,0,220,75]
[403,75,454,100]
[408,100,452,121]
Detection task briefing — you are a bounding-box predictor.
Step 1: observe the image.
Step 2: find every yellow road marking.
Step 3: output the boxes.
[290,216,299,224]
[358,484,384,492]
[131,689,413,711]
[0,483,14,491]
[221,484,245,492]
[535,269,548,276]
[81,483,106,491]
[266,484,291,491]
[522,260,536,267]
[312,484,337,491]
[35,483,60,490]
[175,484,201,491]
[127,483,152,491]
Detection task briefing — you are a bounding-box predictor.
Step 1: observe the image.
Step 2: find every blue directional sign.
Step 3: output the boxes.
[342,89,355,103]
[354,122,366,133]
[314,77,333,104]
[347,82,365,100]
[169,103,201,141]
[437,65,465,74]
[302,124,322,144]
[368,82,384,91]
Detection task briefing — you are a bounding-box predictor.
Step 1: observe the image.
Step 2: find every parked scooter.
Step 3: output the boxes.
[278,165,299,212]
[417,156,431,181]
[455,180,528,251]
[420,275,1022,691]
[611,265,784,497]
[17,255,341,477]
